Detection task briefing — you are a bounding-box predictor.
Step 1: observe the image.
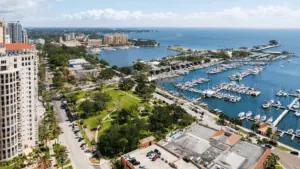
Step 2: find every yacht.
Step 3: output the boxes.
[262,101,271,109]
[295,111,300,117]
[296,129,300,137]
[246,111,252,118]
[292,101,299,109]
[266,117,273,123]
[261,115,267,121]
[254,114,261,121]
[238,112,245,119]
[287,129,294,134]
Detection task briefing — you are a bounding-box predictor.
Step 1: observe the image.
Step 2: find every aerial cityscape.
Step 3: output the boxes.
[1,0,300,169]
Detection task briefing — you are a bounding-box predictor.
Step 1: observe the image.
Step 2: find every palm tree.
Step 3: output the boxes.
[264,153,279,169]
[56,146,68,169]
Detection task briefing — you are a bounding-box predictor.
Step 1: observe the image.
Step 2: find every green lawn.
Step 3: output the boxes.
[84,89,142,130]
[98,121,112,137]
[105,89,141,110]
[65,166,73,169]
[278,145,291,151]
[84,110,109,130]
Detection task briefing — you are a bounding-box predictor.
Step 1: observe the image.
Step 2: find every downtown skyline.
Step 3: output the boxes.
[1,0,300,28]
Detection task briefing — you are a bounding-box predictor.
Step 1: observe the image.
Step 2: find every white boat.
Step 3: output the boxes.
[292,101,299,109]
[266,117,273,123]
[295,111,300,117]
[261,115,267,121]
[274,101,281,107]
[270,100,275,104]
[246,111,252,117]
[280,65,284,68]
[287,129,294,134]
[262,101,271,109]
[296,129,300,137]
[297,89,300,94]
[254,114,261,120]
[238,112,245,119]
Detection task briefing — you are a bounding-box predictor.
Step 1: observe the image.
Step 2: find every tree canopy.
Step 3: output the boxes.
[119,78,135,91]
[99,68,116,80]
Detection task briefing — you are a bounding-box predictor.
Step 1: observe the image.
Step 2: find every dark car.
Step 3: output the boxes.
[290,151,299,156]
[265,144,272,149]
[132,161,140,165]
[147,151,154,157]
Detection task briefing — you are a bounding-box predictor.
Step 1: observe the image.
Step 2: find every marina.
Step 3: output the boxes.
[159,55,300,150]
[228,66,264,81]
[206,62,244,74]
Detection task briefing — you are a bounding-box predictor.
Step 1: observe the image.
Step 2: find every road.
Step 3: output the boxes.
[53,100,95,169]
[273,148,300,169]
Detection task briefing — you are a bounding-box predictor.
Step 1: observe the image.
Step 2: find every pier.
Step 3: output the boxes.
[273,98,299,126]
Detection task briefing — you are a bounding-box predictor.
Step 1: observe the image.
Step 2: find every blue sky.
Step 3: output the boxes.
[1,0,300,28]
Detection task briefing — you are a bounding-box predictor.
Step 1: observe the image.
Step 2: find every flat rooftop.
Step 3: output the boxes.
[122,144,198,169]
[160,123,269,169]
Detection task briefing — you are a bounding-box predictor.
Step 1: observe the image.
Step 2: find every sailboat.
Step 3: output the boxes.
[261,115,267,121]
[296,129,300,137]
[266,117,273,123]
[295,111,300,117]
[238,112,245,119]
[246,111,252,118]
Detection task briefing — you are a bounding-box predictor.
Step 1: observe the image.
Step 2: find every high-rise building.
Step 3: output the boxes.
[113,33,128,45]
[0,19,6,43]
[103,34,128,45]
[103,34,114,45]
[0,43,38,161]
[7,21,28,44]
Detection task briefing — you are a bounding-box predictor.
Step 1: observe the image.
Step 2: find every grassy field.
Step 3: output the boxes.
[278,145,291,151]
[168,45,190,52]
[82,88,145,137]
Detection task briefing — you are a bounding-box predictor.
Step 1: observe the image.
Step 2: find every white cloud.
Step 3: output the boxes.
[57,5,300,28]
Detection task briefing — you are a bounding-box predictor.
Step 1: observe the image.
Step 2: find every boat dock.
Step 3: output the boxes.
[273,98,299,126]
[277,129,299,140]
[212,82,261,97]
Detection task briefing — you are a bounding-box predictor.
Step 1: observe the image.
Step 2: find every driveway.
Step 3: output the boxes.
[272,148,300,169]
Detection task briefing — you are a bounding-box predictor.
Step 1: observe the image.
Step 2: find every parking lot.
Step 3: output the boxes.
[122,144,198,169]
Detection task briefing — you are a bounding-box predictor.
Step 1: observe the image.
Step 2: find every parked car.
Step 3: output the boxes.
[265,144,272,149]
[146,151,154,157]
[290,151,299,156]
[152,155,159,161]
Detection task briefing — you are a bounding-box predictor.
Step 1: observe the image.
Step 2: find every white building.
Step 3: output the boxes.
[29,38,45,45]
[0,43,38,161]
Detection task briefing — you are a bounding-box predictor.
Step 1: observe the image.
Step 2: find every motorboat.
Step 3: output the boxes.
[261,115,267,121]
[266,117,273,123]
[296,129,300,137]
[287,129,294,134]
[270,100,275,104]
[246,111,252,118]
[238,112,245,119]
[262,101,271,109]
[292,101,299,109]
[254,114,261,121]
[295,111,300,117]
[280,65,284,68]
[274,101,281,107]
[297,89,300,94]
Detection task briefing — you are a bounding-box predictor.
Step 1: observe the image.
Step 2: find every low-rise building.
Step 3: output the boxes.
[88,39,102,47]
[121,144,199,169]
[29,38,45,45]
[161,124,271,169]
